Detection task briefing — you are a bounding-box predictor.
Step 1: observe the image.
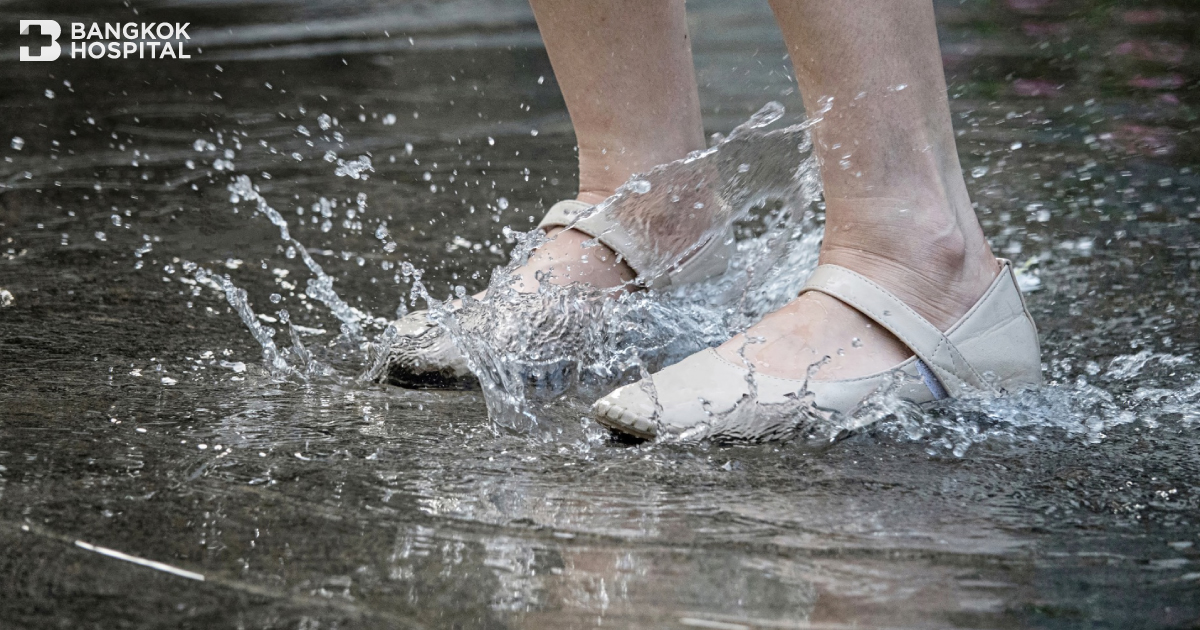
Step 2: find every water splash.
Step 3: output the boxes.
[383,103,826,430]
[849,348,1199,457]
[227,175,384,340]
[193,267,291,376]
[188,101,1194,452]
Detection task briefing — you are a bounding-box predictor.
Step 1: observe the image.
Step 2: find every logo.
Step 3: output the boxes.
[17,21,192,61]
[19,20,61,61]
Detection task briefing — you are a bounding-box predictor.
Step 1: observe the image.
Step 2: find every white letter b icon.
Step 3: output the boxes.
[20,20,61,61]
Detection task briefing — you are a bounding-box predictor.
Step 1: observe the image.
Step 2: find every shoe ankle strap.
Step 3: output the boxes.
[538,199,664,289]
[799,263,1000,396]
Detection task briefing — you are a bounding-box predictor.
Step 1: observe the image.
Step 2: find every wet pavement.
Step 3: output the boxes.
[1,0,1198,628]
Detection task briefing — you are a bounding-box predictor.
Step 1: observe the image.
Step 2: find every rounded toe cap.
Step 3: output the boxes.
[382,311,476,389]
[592,385,659,439]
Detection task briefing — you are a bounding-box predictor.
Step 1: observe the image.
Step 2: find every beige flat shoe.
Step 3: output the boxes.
[592,259,1043,440]
[381,199,735,389]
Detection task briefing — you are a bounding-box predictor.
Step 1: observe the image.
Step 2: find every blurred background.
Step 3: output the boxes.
[0,0,1195,300]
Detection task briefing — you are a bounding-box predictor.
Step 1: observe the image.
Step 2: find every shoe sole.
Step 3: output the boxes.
[592,399,657,440]
[385,367,480,391]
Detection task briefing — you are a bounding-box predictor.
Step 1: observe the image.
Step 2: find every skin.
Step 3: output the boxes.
[514,0,999,381]
[476,0,704,295]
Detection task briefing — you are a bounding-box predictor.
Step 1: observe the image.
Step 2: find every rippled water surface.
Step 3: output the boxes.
[1,0,1198,628]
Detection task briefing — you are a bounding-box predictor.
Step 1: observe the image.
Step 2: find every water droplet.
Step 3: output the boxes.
[10,137,24,150]
[334,155,373,179]
[745,101,784,129]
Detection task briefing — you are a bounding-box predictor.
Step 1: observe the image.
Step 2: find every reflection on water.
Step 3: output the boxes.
[1,0,1198,628]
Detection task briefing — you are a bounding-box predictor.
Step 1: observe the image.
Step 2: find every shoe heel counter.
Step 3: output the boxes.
[994,300,1044,388]
[1003,264,1044,386]
[955,266,1044,389]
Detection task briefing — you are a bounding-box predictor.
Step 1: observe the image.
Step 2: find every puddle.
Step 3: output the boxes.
[0,0,1197,628]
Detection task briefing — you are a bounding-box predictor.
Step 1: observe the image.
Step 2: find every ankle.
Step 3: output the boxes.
[575,190,613,206]
[820,197,997,330]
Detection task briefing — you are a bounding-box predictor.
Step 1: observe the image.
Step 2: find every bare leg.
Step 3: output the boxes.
[502,0,706,293]
[717,0,1000,379]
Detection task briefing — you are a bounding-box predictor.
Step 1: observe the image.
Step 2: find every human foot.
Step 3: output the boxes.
[477,224,635,299]
[715,198,1000,384]
[468,183,720,303]
[378,196,733,389]
[592,258,1043,441]
[592,199,1040,440]
[377,198,632,390]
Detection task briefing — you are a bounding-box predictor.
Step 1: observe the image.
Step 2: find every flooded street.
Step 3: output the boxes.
[1,0,1198,627]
